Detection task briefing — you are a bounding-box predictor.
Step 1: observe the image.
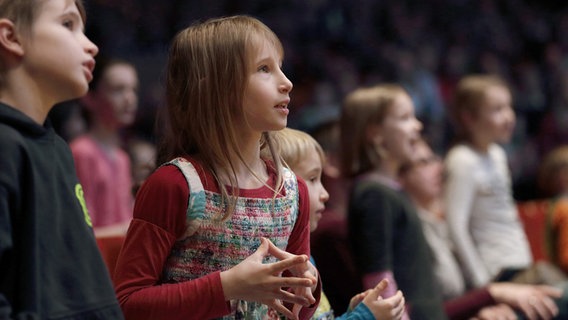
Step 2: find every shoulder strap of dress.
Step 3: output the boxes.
[163,157,206,239]
[282,167,300,225]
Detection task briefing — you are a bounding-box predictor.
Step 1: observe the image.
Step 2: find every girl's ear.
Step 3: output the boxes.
[458,109,476,132]
[0,19,24,58]
[366,123,383,147]
[322,153,341,179]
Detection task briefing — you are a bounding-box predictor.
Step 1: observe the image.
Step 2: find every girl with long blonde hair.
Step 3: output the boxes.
[114,16,319,320]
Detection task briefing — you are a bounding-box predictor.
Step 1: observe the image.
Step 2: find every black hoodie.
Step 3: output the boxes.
[0,103,123,319]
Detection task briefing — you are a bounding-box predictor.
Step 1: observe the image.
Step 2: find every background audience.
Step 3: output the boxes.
[83,0,568,201]
[400,138,566,320]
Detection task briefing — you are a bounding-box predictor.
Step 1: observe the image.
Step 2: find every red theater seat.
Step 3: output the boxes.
[516,200,551,262]
[96,235,125,277]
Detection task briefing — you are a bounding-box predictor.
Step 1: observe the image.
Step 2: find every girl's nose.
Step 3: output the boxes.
[321,186,330,203]
[83,34,99,57]
[279,72,293,94]
[414,117,423,132]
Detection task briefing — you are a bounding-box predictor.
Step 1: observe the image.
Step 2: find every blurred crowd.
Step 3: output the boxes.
[83,0,568,200]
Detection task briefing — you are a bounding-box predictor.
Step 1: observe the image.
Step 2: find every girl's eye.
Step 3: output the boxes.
[258,65,269,73]
[63,20,74,30]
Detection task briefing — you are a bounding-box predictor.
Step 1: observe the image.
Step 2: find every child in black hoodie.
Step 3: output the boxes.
[0,0,123,318]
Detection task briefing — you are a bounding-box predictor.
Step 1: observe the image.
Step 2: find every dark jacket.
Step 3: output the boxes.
[0,103,123,319]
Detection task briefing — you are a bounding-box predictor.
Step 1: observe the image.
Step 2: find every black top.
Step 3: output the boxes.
[348,178,447,320]
[0,103,123,319]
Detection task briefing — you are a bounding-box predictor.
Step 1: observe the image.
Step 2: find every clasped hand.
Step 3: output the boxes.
[220,237,318,319]
[486,282,563,320]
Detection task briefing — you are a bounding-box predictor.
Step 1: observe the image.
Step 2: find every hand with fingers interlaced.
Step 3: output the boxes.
[261,237,319,319]
[220,237,317,320]
[487,282,563,320]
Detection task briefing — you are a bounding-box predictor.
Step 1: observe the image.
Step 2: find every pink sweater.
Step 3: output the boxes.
[70,135,133,227]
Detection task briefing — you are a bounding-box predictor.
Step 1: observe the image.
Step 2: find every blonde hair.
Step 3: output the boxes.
[538,146,568,197]
[451,74,511,141]
[0,0,86,87]
[339,83,408,178]
[273,128,325,171]
[159,15,285,220]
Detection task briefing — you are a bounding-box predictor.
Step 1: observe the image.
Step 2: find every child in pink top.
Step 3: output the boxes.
[71,58,138,237]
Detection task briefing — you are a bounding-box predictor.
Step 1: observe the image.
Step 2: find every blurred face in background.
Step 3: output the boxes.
[95,63,138,128]
[469,85,515,145]
[376,92,423,165]
[399,140,443,205]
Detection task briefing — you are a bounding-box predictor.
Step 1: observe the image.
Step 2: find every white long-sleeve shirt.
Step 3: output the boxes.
[443,143,532,288]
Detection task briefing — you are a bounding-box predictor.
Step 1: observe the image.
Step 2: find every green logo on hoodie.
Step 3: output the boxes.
[75,184,92,227]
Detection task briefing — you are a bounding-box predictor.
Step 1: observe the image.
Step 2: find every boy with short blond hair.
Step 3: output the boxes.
[0,0,123,318]
[274,127,406,320]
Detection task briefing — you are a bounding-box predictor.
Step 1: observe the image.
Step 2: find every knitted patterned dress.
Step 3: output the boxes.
[162,157,300,320]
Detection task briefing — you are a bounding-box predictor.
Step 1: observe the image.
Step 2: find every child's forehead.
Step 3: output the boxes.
[38,0,84,19]
[462,85,510,114]
[249,34,283,58]
[42,0,79,10]
[297,144,323,164]
[310,145,326,167]
[101,63,136,80]
[484,85,511,99]
[390,91,413,109]
[478,86,511,109]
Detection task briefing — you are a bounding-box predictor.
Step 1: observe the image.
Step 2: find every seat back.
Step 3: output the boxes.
[517,200,551,262]
[96,235,126,277]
